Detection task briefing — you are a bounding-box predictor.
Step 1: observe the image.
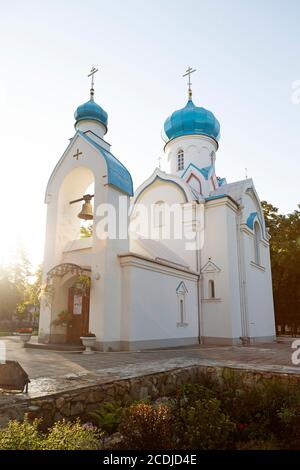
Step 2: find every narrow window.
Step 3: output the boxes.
[254,221,261,265]
[180,299,184,324]
[208,280,215,299]
[177,150,184,171]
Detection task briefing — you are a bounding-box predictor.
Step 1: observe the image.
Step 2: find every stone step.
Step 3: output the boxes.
[25,342,84,352]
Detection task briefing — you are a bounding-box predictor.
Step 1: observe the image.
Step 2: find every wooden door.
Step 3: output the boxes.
[67,287,90,344]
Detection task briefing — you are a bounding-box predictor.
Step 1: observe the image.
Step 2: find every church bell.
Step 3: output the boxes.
[78,195,93,220]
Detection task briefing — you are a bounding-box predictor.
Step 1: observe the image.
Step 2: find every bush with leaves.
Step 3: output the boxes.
[118,403,174,450]
[89,401,125,436]
[43,419,101,450]
[0,416,43,450]
[175,397,235,450]
[0,416,102,450]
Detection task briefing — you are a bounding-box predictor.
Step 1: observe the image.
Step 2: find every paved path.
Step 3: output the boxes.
[1,336,299,398]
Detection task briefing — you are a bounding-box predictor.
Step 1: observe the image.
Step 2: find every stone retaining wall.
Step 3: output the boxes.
[1,364,300,429]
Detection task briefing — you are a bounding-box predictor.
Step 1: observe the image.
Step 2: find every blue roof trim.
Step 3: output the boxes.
[205,194,239,207]
[79,131,133,196]
[246,212,262,230]
[181,163,213,181]
[205,194,227,201]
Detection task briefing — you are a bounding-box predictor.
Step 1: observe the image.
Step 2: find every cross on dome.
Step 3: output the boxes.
[88,66,99,100]
[182,66,196,100]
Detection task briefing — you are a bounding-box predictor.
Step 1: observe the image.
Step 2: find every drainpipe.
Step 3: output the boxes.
[236,207,249,343]
[197,251,203,345]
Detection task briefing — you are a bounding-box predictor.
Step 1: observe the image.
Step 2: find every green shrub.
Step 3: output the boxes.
[0,416,102,450]
[43,419,102,450]
[119,403,174,450]
[0,416,43,450]
[175,397,235,450]
[178,383,217,403]
[236,439,279,450]
[277,404,300,448]
[89,401,125,435]
[222,381,300,441]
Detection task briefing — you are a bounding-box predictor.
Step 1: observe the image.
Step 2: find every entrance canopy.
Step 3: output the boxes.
[46,263,91,283]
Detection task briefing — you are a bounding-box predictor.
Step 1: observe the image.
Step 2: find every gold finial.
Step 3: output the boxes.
[183,66,196,100]
[88,66,99,100]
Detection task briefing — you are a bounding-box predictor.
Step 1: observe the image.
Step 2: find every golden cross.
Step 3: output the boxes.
[183,66,196,100]
[73,148,83,160]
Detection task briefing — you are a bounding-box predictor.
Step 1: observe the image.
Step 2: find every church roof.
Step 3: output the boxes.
[181,162,214,180]
[74,98,108,132]
[136,237,190,269]
[210,179,252,202]
[79,131,133,196]
[163,99,220,143]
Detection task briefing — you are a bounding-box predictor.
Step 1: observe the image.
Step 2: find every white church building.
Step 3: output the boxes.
[38,70,276,350]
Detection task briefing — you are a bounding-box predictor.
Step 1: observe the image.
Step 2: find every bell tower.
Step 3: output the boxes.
[38,69,133,350]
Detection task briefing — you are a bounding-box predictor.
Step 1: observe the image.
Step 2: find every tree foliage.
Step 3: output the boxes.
[261,201,300,331]
[0,249,42,327]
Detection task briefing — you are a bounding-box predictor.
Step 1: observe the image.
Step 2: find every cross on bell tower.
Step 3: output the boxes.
[182,66,196,100]
[88,66,99,101]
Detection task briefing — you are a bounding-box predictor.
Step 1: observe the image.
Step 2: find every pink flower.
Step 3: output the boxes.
[82,422,97,431]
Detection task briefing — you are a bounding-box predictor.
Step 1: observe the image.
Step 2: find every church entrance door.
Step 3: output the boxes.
[67,286,90,344]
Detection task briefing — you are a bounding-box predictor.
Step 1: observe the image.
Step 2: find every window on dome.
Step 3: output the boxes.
[177,150,184,171]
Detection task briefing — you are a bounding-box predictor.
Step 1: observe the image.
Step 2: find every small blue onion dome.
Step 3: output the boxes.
[163,99,220,143]
[74,98,108,132]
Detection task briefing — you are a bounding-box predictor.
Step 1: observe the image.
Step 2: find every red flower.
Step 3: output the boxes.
[18,327,33,333]
[238,423,248,431]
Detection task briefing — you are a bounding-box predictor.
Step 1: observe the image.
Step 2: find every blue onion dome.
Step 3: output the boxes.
[74,97,108,132]
[163,99,220,143]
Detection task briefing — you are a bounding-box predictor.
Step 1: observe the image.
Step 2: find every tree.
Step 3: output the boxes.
[16,264,42,326]
[262,201,300,333]
[0,249,42,329]
[0,267,19,321]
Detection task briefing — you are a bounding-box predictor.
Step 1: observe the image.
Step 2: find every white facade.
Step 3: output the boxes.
[38,87,276,350]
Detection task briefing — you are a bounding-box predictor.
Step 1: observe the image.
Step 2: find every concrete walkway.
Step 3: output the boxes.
[0,336,299,399]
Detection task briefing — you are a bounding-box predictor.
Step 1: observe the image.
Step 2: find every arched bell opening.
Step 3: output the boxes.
[57,167,95,250]
[77,181,95,239]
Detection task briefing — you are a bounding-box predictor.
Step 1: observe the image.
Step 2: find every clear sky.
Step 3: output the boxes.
[0,0,299,266]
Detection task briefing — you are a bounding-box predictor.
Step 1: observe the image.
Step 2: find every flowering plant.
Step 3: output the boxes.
[52,310,73,328]
[75,275,91,293]
[18,327,33,334]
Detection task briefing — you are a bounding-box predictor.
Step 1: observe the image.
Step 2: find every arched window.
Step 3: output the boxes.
[177,150,184,171]
[208,280,215,299]
[176,281,188,325]
[254,221,261,265]
[187,174,202,194]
